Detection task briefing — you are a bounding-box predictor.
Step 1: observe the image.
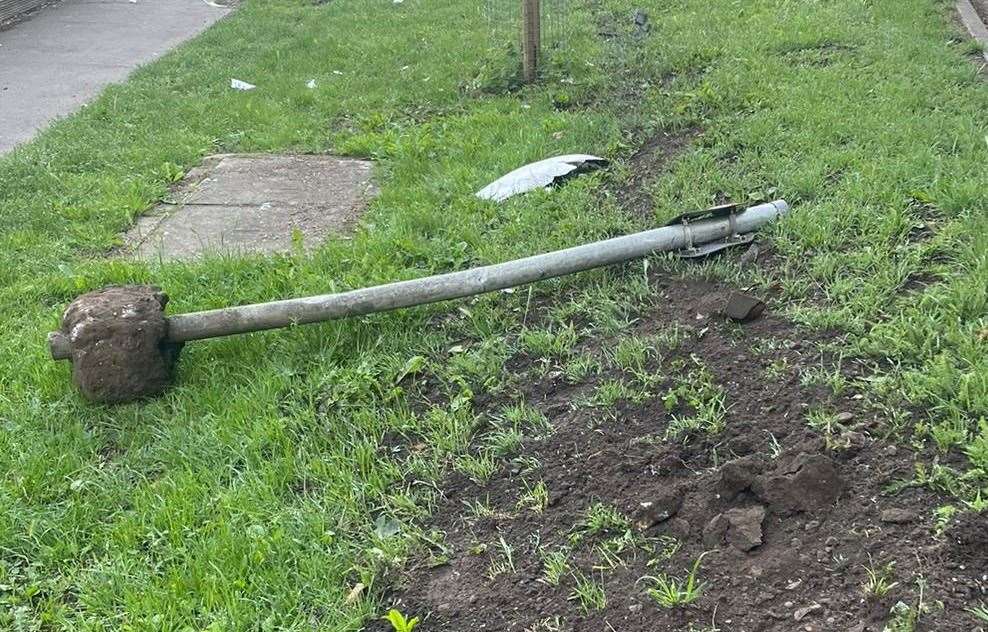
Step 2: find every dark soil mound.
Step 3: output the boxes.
[369,277,986,631]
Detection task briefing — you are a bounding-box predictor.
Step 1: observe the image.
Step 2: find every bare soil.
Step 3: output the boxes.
[365,15,988,624]
[615,127,700,220]
[370,272,986,631]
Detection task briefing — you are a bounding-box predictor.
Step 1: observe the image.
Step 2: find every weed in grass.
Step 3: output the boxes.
[964,490,988,512]
[468,541,488,555]
[568,571,607,613]
[930,416,970,454]
[516,479,550,513]
[763,358,790,381]
[456,452,498,485]
[806,407,850,450]
[563,352,601,383]
[884,601,919,632]
[664,365,727,442]
[586,378,639,408]
[540,547,571,586]
[641,553,708,609]
[524,617,564,632]
[384,609,420,632]
[520,324,579,362]
[964,419,988,469]
[862,560,899,598]
[445,337,511,392]
[895,461,974,500]
[486,535,517,581]
[933,505,959,536]
[967,602,988,624]
[883,575,932,631]
[799,357,849,395]
[646,535,683,567]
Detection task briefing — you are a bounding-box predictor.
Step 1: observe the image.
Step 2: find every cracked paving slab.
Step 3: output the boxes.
[123,154,377,261]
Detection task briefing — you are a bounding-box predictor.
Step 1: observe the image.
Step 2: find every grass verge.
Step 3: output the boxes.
[0,0,985,629]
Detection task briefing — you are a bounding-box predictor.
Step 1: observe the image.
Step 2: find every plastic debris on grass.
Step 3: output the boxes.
[476,154,609,202]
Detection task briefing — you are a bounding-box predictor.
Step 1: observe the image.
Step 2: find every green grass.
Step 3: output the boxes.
[0,0,986,629]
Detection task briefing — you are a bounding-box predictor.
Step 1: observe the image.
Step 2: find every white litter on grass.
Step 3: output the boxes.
[231,78,256,91]
[475,154,609,202]
[306,79,317,89]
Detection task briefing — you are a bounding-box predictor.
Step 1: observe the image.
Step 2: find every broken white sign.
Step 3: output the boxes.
[476,154,609,202]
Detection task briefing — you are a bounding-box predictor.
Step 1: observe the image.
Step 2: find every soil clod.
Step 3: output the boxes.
[721,290,767,322]
[59,285,181,403]
[637,487,684,527]
[704,505,766,551]
[753,453,844,515]
[718,454,765,499]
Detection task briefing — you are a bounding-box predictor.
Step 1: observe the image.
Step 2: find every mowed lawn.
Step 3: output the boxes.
[0,0,985,629]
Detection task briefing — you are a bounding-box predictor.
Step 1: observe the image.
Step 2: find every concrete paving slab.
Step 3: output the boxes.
[187,154,375,207]
[0,0,229,154]
[125,154,376,261]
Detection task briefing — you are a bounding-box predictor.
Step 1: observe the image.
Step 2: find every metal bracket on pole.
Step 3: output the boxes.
[667,203,754,258]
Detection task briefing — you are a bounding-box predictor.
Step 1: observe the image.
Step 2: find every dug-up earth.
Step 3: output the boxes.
[369,275,987,632]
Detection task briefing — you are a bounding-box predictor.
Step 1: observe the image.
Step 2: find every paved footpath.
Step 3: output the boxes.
[0,0,229,154]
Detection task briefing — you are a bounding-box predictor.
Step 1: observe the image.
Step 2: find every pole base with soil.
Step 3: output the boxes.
[48,200,789,403]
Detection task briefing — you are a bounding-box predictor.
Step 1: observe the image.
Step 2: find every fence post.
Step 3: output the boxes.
[521,0,540,83]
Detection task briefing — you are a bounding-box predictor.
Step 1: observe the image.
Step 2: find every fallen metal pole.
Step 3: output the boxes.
[49,200,788,360]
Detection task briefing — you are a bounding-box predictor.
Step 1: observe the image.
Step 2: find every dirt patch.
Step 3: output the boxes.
[369,277,986,631]
[617,127,700,220]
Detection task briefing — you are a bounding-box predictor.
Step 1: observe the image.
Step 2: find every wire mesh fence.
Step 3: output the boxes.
[482,0,576,52]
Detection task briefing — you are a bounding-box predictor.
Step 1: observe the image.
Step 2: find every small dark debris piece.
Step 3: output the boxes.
[721,290,766,322]
[633,9,650,35]
[638,487,684,527]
